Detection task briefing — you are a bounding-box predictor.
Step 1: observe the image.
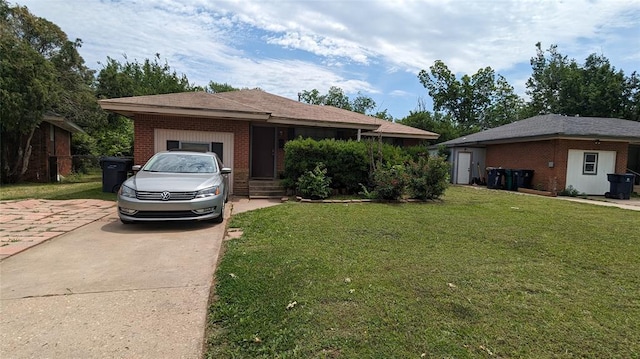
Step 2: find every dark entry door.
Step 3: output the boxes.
[251,126,275,178]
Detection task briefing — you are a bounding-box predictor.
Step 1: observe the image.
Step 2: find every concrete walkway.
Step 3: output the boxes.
[0,197,283,359]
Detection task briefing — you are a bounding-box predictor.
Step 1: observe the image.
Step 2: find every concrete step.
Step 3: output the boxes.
[249,180,286,198]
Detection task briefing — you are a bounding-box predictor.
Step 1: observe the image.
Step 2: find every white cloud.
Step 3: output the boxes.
[17,0,640,117]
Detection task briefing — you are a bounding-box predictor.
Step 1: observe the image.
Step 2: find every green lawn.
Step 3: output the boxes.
[206,186,639,358]
[0,172,117,201]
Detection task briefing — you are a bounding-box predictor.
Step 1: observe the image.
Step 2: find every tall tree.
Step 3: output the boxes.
[418,60,524,132]
[525,43,638,120]
[0,1,93,183]
[95,54,193,99]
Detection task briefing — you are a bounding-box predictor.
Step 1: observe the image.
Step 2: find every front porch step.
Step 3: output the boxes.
[249,180,287,198]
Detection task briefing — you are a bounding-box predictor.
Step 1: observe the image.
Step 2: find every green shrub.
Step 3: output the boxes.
[284,138,440,197]
[371,163,407,200]
[559,185,585,197]
[406,155,450,200]
[283,138,368,193]
[296,163,332,199]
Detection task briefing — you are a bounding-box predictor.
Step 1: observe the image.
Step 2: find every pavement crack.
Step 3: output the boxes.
[7,284,210,300]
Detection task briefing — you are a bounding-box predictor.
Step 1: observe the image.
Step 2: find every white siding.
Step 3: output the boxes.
[154,129,234,193]
[566,149,616,195]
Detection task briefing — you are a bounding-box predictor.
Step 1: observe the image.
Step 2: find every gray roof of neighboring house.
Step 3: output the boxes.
[99,90,439,140]
[439,114,640,147]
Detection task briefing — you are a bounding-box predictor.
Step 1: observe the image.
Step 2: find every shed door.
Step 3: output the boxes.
[456,152,472,184]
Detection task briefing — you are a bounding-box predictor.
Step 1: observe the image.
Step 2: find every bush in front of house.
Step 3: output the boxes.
[296,163,332,199]
[369,163,408,200]
[405,155,450,200]
[283,138,368,193]
[284,137,451,200]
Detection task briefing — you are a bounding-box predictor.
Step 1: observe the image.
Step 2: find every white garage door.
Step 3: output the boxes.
[566,149,616,195]
[154,129,234,193]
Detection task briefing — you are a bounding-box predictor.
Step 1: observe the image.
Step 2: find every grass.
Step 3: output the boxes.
[0,171,117,201]
[206,186,640,358]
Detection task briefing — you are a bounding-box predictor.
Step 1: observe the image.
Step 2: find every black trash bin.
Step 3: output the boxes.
[516,169,535,189]
[100,157,133,193]
[605,173,635,199]
[486,167,505,189]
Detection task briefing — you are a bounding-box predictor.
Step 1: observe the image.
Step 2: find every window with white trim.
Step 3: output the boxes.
[583,152,598,175]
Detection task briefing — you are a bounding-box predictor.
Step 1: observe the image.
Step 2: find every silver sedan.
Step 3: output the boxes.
[117,151,231,224]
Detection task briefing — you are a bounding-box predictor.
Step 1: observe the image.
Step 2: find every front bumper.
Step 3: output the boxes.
[117,194,224,222]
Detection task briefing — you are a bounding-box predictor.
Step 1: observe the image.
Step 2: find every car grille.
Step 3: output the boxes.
[136,191,197,201]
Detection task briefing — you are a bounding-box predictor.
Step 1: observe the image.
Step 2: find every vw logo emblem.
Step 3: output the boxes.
[161,191,171,201]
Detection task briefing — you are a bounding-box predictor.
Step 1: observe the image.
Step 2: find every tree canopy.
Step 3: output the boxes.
[298,86,379,115]
[408,43,639,140]
[526,42,639,121]
[417,60,525,133]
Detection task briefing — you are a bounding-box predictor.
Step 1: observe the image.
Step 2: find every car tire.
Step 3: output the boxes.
[121,219,134,225]
[212,202,225,224]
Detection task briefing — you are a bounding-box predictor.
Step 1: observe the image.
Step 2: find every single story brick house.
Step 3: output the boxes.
[98,89,439,196]
[23,114,85,182]
[438,114,640,195]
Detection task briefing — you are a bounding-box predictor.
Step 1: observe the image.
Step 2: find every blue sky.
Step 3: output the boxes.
[18,0,640,119]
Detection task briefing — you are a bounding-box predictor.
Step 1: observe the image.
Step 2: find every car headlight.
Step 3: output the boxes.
[119,185,137,198]
[196,186,220,198]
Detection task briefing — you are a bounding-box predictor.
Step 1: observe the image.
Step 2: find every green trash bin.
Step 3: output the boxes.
[504,169,516,191]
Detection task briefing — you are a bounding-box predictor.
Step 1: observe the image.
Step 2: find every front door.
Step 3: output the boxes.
[456,152,472,184]
[251,126,276,178]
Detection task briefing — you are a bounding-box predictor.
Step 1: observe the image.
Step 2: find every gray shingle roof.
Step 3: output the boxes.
[440,114,640,146]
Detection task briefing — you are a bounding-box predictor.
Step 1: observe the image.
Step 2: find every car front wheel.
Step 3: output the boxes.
[212,202,225,224]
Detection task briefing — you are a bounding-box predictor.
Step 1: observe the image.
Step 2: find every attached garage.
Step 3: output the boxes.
[155,129,235,192]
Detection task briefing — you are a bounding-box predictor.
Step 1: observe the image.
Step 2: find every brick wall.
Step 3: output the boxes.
[134,115,252,195]
[486,139,629,193]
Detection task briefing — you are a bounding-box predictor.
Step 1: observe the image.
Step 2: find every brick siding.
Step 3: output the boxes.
[486,139,629,193]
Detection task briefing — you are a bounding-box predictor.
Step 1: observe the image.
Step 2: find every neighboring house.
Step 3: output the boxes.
[438,114,640,195]
[23,114,85,183]
[98,89,439,196]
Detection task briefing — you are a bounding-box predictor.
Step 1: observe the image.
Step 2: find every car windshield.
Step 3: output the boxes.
[142,154,218,173]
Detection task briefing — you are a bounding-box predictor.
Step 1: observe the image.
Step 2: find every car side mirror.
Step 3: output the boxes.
[221,167,232,174]
[132,165,142,172]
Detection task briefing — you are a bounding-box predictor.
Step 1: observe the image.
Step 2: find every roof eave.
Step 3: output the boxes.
[361,131,440,140]
[444,134,640,147]
[43,114,85,134]
[268,117,379,130]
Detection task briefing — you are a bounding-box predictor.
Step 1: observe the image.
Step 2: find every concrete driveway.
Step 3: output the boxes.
[0,198,282,359]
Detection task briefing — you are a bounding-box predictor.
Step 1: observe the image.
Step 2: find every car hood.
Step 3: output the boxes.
[125,171,221,192]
